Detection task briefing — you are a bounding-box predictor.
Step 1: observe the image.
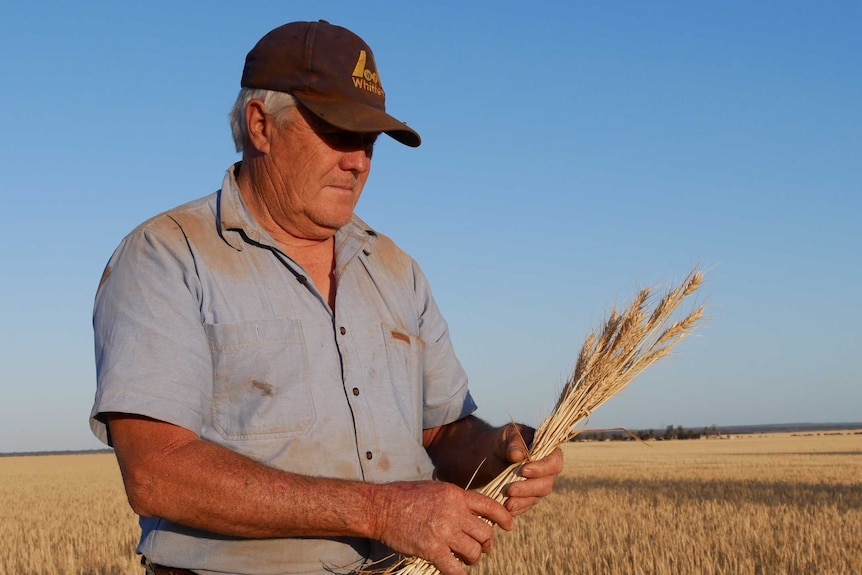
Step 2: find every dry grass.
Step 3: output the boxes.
[470,432,862,575]
[0,453,138,575]
[1,432,859,574]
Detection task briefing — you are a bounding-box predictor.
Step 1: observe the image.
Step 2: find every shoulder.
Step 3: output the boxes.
[101,193,219,284]
[372,230,412,265]
[109,193,219,264]
[127,193,217,241]
[350,215,419,279]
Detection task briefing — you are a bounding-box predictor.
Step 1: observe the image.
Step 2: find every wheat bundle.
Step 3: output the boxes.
[372,267,707,575]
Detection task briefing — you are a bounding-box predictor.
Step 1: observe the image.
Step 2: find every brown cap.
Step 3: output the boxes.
[241,20,421,147]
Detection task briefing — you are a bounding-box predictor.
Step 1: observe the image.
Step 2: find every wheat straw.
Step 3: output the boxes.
[368,267,707,575]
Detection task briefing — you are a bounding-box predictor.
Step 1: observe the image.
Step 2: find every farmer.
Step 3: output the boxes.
[89,20,562,575]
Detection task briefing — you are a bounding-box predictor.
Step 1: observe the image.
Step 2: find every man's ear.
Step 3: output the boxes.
[245,99,271,154]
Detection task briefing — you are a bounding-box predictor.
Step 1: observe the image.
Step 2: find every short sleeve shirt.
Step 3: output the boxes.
[90,164,476,575]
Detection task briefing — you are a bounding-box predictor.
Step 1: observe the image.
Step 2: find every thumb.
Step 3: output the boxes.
[502,424,534,463]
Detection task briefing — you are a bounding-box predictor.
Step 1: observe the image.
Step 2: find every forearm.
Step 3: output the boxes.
[110,414,380,539]
[109,414,523,574]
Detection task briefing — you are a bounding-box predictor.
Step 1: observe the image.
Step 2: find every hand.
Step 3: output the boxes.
[498,424,563,516]
[370,480,514,575]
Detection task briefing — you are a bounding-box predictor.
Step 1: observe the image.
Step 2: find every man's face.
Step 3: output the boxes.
[260,104,377,241]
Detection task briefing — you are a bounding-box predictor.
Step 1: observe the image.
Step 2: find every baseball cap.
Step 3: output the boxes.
[241,20,421,147]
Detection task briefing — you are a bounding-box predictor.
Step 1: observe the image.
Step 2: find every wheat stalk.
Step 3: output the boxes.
[366,267,707,575]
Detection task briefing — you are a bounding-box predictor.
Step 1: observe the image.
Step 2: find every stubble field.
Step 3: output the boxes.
[2,431,860,575]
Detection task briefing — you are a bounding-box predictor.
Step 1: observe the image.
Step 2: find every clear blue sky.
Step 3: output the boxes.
[1,1,859,453]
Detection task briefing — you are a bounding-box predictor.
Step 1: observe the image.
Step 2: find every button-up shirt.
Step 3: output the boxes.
[90,163,476,575]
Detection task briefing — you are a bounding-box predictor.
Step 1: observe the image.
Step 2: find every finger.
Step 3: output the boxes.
[450,532,484,565]
[518,424,536,448]
[505,495,542,516]
[506,474,556,499]
[433,547,469,575]
[503,424,534,463]
[506,442,529,463]
[521,448,563,478]
[463,515,495,553]
[467,492,514,531]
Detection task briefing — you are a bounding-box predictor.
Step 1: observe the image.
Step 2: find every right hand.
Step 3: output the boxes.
[370,480,514,575]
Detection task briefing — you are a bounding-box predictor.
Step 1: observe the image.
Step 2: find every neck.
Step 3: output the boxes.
[235,161,338,308]
[236,159,335,251]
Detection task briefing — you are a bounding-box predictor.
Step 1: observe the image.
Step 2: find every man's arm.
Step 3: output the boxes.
[108,413,513,575]
[423,415,563,516]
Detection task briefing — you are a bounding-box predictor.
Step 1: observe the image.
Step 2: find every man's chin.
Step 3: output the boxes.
[307,213,355,238]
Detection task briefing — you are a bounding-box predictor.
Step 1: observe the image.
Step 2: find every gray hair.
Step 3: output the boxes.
[229,88,298,152]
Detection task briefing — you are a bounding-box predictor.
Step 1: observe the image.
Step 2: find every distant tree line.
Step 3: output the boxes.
[572,424,723,442]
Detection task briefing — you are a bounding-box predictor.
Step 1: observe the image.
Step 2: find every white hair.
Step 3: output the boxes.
[229,88,298,152]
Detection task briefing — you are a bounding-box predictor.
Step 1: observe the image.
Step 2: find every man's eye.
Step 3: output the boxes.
[322,131,376,153]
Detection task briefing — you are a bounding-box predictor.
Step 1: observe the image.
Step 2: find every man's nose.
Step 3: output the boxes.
[340,147,371,174]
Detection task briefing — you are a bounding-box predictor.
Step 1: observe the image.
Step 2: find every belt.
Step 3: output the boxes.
[142,557,197,575]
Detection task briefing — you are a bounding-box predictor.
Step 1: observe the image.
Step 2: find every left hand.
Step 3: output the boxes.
[497,424,563,516]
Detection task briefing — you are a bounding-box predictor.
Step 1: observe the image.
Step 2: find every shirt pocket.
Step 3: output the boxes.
[381,323,425,435]
[204,319,316,439]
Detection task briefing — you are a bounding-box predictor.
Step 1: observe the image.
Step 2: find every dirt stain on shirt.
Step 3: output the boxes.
[251,380,275,396]
[390,330,411,344]
[377,454,391,472]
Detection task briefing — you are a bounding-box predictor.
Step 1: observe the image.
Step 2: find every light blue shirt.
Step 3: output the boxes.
[90,163,476,575]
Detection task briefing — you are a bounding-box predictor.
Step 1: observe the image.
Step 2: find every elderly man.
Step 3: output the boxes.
[90,20,562,575]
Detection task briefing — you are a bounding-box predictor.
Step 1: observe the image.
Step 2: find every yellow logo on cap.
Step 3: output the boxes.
[351,50,384,97]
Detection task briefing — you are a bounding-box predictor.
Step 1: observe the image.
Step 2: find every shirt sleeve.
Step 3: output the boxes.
[89,215,212,445]
[411,260,478,429]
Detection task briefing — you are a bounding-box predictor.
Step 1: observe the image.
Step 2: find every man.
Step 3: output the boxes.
[90,20,562,575]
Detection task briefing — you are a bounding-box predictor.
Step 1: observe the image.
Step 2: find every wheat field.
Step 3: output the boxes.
[471,431,862,575]
[1,431,860,575]
[0,452,139,575]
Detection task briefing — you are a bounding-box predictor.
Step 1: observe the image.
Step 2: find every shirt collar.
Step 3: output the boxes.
[218,162,262,251]
[336,214,378,275]
[217,162,378,259]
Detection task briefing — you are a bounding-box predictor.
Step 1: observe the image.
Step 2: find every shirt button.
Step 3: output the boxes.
[297,275,308,284]
[366,451,373,460]
[340,326,347,335]
[352,387,360,396]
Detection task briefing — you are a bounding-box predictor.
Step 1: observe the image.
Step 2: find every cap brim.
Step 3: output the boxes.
[293,92,421,148]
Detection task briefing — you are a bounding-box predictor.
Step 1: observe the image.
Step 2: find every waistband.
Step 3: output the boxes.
[142,556,197,575]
